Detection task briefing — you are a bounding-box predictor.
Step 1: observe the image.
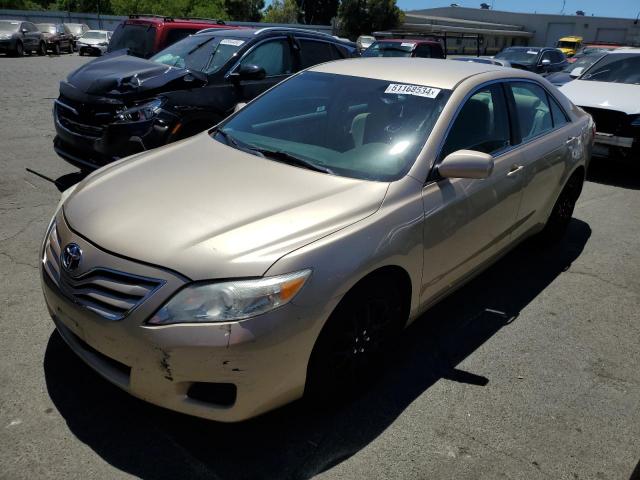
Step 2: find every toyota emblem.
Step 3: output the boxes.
[61,243,82,272]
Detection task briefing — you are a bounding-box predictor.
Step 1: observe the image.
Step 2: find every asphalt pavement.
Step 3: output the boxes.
[0,53,638,480]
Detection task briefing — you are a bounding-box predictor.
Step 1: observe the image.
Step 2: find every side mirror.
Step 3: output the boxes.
[569,66,584,78]
[231,64,266,82]
[438,150,494,179]
[541,58,551,67]
[21,28,28,33]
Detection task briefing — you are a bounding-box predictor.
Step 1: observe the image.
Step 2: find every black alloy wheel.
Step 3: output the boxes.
[52,42,60,55]
[38,41,46,56]
[306,277,406,402]
[539,171,583,243]
[14,41,23,57]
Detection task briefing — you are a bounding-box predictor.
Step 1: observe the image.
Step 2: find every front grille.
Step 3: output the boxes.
[55,95,121,138]
[43,223,164,321]
[581,107,629,135]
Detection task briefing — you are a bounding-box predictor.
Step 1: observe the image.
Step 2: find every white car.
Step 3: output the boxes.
[560,48,640,158]
[77,30,112,56]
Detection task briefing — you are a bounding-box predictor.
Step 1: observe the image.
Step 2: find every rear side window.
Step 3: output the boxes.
[549,95,569,127]
[510,82,553,141]
[414,44,438,58]
[109,23,156,58]
[164,28,197,48]
[551,51,564,63]
[441,84,511,158]
[241,39,292,77]
[299,39,338,69]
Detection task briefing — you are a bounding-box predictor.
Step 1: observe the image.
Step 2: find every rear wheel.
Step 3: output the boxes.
[539,170,584,243]
[37,41,46,56]
[305,277,407,403]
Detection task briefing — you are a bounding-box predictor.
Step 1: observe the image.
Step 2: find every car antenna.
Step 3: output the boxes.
[25,168,63,189]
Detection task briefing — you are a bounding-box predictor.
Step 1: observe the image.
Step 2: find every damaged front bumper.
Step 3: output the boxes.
[53,99,177,170]
[40,213,329,422]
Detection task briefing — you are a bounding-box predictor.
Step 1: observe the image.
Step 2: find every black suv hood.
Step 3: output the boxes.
[65,51,206,98]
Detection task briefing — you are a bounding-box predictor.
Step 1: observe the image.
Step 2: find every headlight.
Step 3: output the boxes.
[115,98,163,123]
[148,269,312,325]
[631,116,640,127]
[0,34,9,39]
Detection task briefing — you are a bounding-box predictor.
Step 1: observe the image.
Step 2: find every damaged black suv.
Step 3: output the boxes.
[53,27,356,170]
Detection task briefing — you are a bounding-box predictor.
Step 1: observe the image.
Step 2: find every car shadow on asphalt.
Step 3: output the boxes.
[587,155,640,190]
[43,219,591,480]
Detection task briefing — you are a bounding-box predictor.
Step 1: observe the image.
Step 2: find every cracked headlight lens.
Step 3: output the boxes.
[115,98,162,123]
[147,269,312,325]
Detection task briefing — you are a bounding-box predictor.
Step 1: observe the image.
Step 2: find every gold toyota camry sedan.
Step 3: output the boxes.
[41,58,593,422]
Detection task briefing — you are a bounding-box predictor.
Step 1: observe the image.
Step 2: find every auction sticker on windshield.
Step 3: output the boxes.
[220,39,244,46]
[385,84,441,98]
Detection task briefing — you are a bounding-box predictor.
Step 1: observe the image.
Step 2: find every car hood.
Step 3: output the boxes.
[65,52,206,98]
[559,80,640,114]
[63,133,389,280]
[79,37,106,45]
[546,71,572,86]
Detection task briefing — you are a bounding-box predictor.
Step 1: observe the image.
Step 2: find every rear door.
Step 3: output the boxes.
[505,80,575,238]
[421,82,524,303]
[297,38,341,70]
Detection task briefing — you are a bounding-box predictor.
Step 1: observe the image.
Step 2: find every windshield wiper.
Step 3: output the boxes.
[251,148,334,174]
[187,36,215,55]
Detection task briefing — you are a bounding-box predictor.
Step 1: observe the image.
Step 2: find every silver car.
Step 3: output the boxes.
[40,58,593,422]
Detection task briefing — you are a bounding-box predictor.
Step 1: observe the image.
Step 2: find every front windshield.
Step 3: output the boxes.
[363,42,414,58]
[0,21,19,33]
[495,48,539,65]
[36,24,56,34]
[150,35,243,74]
[66,24,83,35]
[562,54,602,72]
[557,41,577,49]
[581,53,640,84]
[81,31,107,40]
[213,71,451,182]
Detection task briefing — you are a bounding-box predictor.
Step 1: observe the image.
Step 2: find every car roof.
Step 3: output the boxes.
[504,46,548,50]
[374,38,440,45]
[309,58,505,89]
[123,16,229,27]
[194,27,353,47]
[606,47,640,54]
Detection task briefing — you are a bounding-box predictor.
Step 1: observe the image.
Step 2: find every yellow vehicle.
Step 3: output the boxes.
[556,36,583,57]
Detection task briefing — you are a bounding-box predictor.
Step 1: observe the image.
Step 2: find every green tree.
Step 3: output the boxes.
[225,0,264,21]
[263,0,299,23]
[296,0,338,25]
[338,0,402,39]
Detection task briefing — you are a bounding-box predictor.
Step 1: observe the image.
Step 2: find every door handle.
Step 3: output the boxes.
[507,164,524,176]
[566,136,578,144]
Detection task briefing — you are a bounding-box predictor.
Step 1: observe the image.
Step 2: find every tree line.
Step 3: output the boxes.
[0,0,402,38]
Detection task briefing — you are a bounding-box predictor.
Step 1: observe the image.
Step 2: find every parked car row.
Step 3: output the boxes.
[0,19,96,56]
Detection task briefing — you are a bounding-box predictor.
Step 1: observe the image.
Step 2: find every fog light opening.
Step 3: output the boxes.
[187,382,237,407]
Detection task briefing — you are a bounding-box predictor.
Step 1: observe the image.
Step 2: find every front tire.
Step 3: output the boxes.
[539,170,584,243]
[305,277,406,403]
[13,41,23,57]
[52,42,60,55]
[37,41,46,56]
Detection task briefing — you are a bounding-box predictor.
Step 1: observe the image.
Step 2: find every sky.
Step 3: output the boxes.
[396,0,640,20]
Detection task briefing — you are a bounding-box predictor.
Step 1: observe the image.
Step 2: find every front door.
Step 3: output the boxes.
[421,83,523,304]
[235,37,294,104]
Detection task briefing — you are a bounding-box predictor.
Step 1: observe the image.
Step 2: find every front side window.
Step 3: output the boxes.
[151,35,243,74]
[510,82,553,141]
[240,39,292,76]
[580,53,640,85]
[299,39,337,69]
[214,71,451,181]
[441,84,511,158]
